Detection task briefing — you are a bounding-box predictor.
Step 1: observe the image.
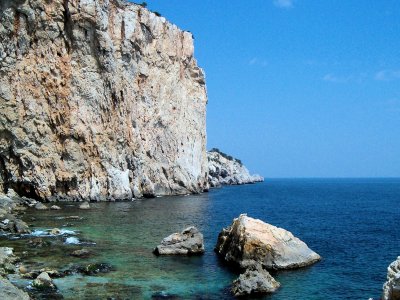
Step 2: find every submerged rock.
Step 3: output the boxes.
[232,264,280,296]
[215,214,321,270]
[79,202,91,210]
[71,249,91,258]
[383,257,400,300]
[154,226,204,255]
[35,203,48,210]
[0,277,30,300]
[75,263,115,276]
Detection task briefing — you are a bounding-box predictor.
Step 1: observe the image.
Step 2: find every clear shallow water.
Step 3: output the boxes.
[1,178,399,299]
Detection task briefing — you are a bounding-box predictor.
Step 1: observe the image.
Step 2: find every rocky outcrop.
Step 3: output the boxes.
[231,264,280,296]
[0,191,31,234]
[153,226,204,255]
[207,150,263,187]
[215,214,321,270]
[0,0,208,201]
[0,277,30,300]
[383,257,400,300]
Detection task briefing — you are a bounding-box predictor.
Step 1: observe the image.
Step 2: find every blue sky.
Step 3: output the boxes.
[140,0,400,178]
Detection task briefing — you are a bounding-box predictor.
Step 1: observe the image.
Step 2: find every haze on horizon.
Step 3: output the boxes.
[142,0,400,178]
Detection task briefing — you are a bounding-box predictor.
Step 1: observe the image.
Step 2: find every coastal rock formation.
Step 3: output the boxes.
[232,264,280,296]
[0,191,31,234]
[383,257,400,300]
[215,214,321,270]
[153,226,204,255]
[207,149,263,187]
[0,0,208,201]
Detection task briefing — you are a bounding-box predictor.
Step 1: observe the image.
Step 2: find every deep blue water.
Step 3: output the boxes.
[2,178,400,299]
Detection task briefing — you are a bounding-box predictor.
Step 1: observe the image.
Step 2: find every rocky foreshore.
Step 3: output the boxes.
[207,149,264,187]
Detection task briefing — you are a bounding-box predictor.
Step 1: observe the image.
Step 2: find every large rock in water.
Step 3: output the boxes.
[383,257,400,300]
[0,0,208,201]
[215,214,321,270]
[207,150,263,187]
[154,226,204,255]
[232,264,280,296]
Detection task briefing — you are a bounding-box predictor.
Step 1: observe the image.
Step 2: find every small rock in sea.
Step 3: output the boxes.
[19,265,28,274]
[50,228,61,235]
[231,264,280,296]
[382,256,400,300]
[71,249,91,258]
[33,272,56,290]
[50,205,61,210]
[215,214,321,270]
[65,216,81,220]
[151,291,180,299]
[35,203,48,210]
[79,202,90,210]
[153,226,204,256]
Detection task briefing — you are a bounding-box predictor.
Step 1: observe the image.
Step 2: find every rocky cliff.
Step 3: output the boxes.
[0,0,208,201]
[207,149,263,187]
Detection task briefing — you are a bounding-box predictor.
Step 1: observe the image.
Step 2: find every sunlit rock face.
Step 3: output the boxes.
[0,0,208,200]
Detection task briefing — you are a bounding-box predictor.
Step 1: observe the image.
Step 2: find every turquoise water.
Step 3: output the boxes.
[1,178,399,299]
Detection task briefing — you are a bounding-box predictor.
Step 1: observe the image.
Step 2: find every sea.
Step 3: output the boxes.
[1,178,399,299]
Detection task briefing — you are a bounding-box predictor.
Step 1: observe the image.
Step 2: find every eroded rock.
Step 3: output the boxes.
[215,214,321,270]
[0,277,30,300]
[0,0,208,200]
[33,271,56,290]
[154,226,204,255]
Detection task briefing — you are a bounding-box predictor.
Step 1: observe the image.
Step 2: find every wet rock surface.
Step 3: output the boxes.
[154,226,204,255]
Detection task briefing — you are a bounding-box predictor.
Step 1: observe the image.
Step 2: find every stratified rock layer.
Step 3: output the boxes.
[383,257,400,300]
[0,0,208,201]
[207,150,263,187]
[215,214,321,270]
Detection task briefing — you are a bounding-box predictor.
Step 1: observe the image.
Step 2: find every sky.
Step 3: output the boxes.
[139,0,400,178]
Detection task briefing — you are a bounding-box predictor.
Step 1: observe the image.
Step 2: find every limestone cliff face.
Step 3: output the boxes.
[0,0,208,200]
[207,150,263,187]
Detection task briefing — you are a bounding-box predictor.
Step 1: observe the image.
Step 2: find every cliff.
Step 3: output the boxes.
[0,0,208,201]
[207,149,263,187]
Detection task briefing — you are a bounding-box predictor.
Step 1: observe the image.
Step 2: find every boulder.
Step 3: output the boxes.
[13,219,31,234]
[79,202,90,210]
[50,228,61,235]
[154,226,204,255]
[35,203,48,210]
[215,214,321,270]
[33,271,56,290]
[232,264,280,296]
[50,205,61,210]
[0,247,17,276]
[0,277,30,300]
[383,257,400,300]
